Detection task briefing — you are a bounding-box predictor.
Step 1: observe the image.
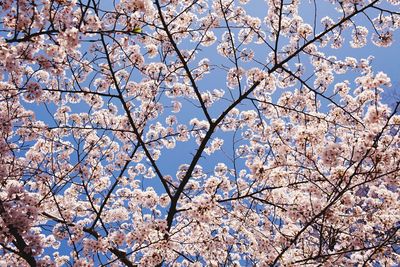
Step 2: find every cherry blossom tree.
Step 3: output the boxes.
[1,0,400,266]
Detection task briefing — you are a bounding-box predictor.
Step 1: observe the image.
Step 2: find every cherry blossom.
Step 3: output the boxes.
[0,0,399,266]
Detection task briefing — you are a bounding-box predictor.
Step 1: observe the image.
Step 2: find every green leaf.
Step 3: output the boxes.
[132,28,142,34]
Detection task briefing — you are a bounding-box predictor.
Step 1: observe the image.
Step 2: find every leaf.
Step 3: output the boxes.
[132,28,142,34]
